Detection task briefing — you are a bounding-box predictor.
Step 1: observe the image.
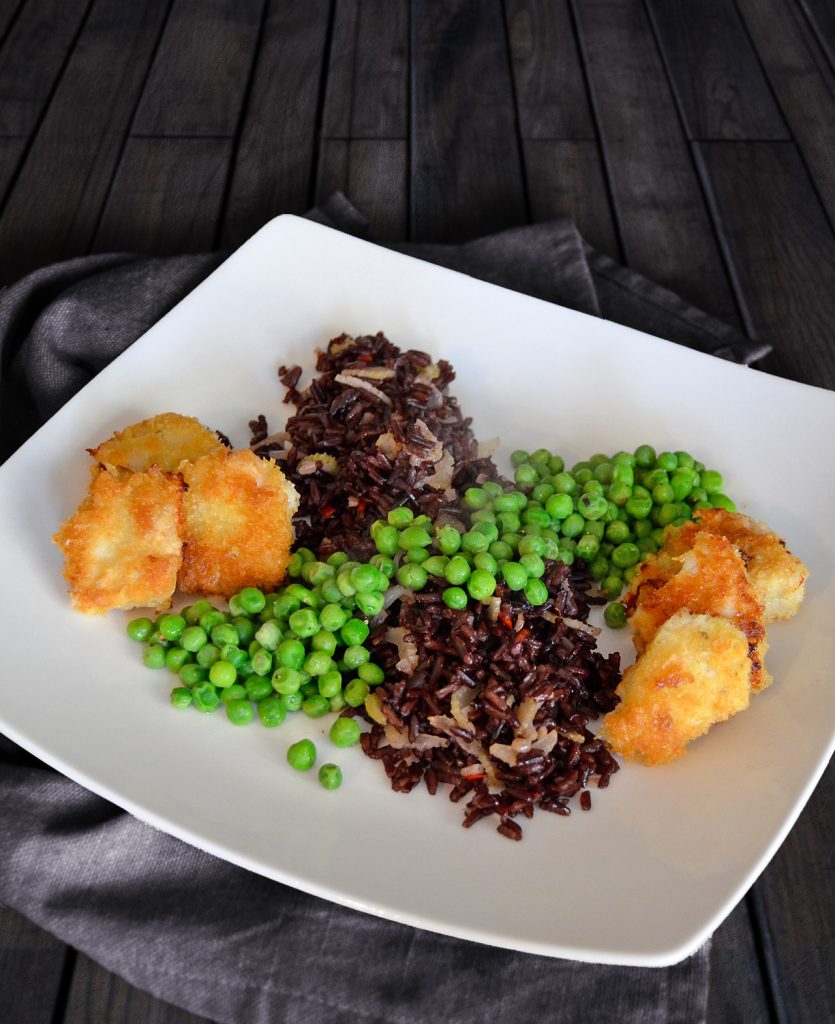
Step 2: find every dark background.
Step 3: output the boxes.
[0,1,833,1022]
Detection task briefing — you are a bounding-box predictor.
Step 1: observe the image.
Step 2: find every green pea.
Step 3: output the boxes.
[343,645,370,670]
[303,650,332,676]
[165,647,192,673]
[355,591,384,617]
[220,683,247,705]
[397,562,428,590]
[302,694,330,718]
[607,482,632,507]
[576,534,600,561]
[467,569,497,601]
[561,512,585,538]
[544,493,573,520]
[443,586,468,609]
[604,603,628,629]
[710,493,736,512]
[179,663,207,686]
[434,524,461,555]
[287,738,317,771]
[143,644,167,670]
[551,472,576,496]
[589,556,609,580]
[326,551,349,568]
[273,594,300,619]
[519,553,545,578]
[444,555,471,586]
[625,494,652,520]
[496,511,521,534]
[557,546,575,565]
[473,552,499,575]
[170,687,192,709]
[224,699,253,726]
[397,525,431,550]
[657,451,678,472]
[605,520,631,544]
[340,618,369,646]
[611,543,641,569]
[387,507,414,528]
[245,675,273,702]
[501,561,528,591]
[633,445,655,468]
[501,532,521,551]
[280,691,303,713]
[192,682,221,713]
[577,493,608,520]
[514,463,538,487]
[208,660,236,688]
[656,502,680,526]
[510,449,529,467]
[329,716,361,747]
[637,537,658,554]
[199,610,228,634]
[370,554,395,580]
[464,487,489,509]
[601,575,624,600]
[258,696,286,727]
[524,578,549,606]
[184,600,211,624]
[127,617,154,643]
[518,535,545,557]
[288,608,319,638]
[489,541,513,561]
[633,519,653,539]
[344,679,369,707]
[458,530,487,555]
[273,666,304,695]
[531,483,554,504]
[156,614,186,642]
[319,763,343,789]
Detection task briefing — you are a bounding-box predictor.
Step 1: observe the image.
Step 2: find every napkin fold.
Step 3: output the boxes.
[0,196,755,1023]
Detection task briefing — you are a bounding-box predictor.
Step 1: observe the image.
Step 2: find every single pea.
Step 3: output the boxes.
[341,618,369,646]
[319,763,343,790]
[288,608,319,638]
[442,555,470,586]
[592,462,614,485]
[287,738,317,771]
[467,568,497,601]
[209,622,238,648]
[396,562,428,590]
[607,482,632,507]
[651,482,674,506]
[582,480,605,499]
[501,532,521,551]
[473,521,500,544]
[519,553,545,579]
[157,614,186,642]
[184,600,213,625]
[326,551,349,568]
[357,662,384,686]
[370,553,395,579]
[170,687,192,709]
[387,506,414,528]
[245,676,273,702]
[604,602,628,629]
[514,464,539,487]
[501,561,528,591]
[496,512,521,535]
[335,569,357,597]
[576,534,600,561]
[273,666,304,695]
[178,663,207,687]
[143,644,167,670]
[458,530,487,555]
[560,512,585,538]
[540,536,560,560]
[637,537,658,554]
[273,594,301,619]
[406,546,430,566]
[199,610,227,634]
[710,493,736,512]
[522,506,551,528]
[433,524,460,556]
[657,451,678,472]
[232,587,264,616]
[531,483,554,504]
[307,561,335,586]
[228,617,254,647]
[127,617,154,643]
[611,542,641,568]
[656,502,680,527]
[343,645,370,670]
[464,487,489,509]
[254,620,281,652]
[589,556,609,581]
[307,630,335,657]
[286,553,304,577]
[422,555,449,578]
[317,669,343,699]
[483,481,504,497]
[700,469,723,494]
[275,638,305,671]
[601,575,624,600]
[510,449,530,467]
[493,493,522,513]
[688,486,708,505]
[208,660,237,688]
[280,691,304,713]
[442,586,468,609]
[625,494,653,520]
[224,699,253,726]
[633,518,653,538]
[344,679,369,707]
[165,647,192,673]
[623,565,639,583]
[605,520,631,544]
[302,694,330,718]
[413,514,432,529]
[524,578,549,606]
[300,680,318,699]
[557,546,575,565]
[258,696,286,727]
[633,444,656,468]
[518,535,545,557]
[545,493,573,520]
[192,682,221,713]
[397,525,431,551]
[584,519,605,541]
[221,683,247,705]
[487,540,512,562]
[551,472,577,496]
[303,650,332,677]
[330,716,362,747]
[472,552,498,577]
[319,603,348,633]
[577,493,608,520]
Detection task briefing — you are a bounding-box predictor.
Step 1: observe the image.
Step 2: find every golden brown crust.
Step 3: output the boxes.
[177,449,297,597]
[90,412,225,474]
[53,467,183,614]
[601,612,751,765]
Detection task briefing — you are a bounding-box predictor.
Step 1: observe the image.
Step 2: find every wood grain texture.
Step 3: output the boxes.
[736,0,835,226]
[62,953,212,1024]
[706,899,771,1024]
[646,0,788,140]
[754,764,835,1024]
[0,0,89,135]
[324,0,408,138]
[220,0,331,246]
[316,137,407,239]
[0,906,68,1024]
[131,0,264,136]
[696,140,835,386]
[504,0,593,139]
[572,0,738,324]
[0,0,170,283]
[95,137,231,254]
[411,0,526,242]
[523,138,618,257]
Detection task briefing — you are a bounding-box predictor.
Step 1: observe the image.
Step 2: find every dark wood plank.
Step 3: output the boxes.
[522,139,618,257]
[646,0,788,140]
[95,137,231,254]
[131,0,264,136]
[754,763,835,1024]
[707,899,772,1024]
[316,138,407,239]
[0,0,89,136]
[323,0,408,139]
[411,0,526,242]
[504,0,594,139]
[696,140,835,387]
[0,0,171,284]
[220,0,330,247]
[798,0,835,75]
[0,906,69,1024]
[63,952,212,1024]
[736,0,835,227]
[572,0,739,324]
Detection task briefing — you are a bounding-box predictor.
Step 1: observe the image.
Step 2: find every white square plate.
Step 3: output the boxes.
[1,215,833,967]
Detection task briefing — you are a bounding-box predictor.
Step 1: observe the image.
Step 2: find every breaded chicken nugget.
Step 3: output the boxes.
[601,611,751,765]
[53,467,183,614]
[91,412,225,474]
[625,532,770,691]
[178,450,299,597]
[664,509,807,622]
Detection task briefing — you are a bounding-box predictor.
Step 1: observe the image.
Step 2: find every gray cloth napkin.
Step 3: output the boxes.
[0,195,760,1023]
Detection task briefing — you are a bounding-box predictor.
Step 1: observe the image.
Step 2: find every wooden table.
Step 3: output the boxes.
[1,2,833,1021]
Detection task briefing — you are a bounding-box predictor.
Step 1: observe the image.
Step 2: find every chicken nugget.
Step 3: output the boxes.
[601,611,751,765]
[53,467,183,614]
[91,412,225,474]
[625,532,769,691]
[178,450,299,597]
[664,509,807,622]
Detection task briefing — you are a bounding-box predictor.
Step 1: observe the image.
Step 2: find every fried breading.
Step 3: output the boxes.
[625,532,770,691]
[53,467,183,614]
[601,612,751,765]
[664,509,807,622]
[178,449,299,597]
[91,412,225,474]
